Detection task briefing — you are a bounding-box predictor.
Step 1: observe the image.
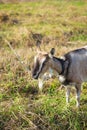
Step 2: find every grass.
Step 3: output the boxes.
[0,0,87,130]
[0,0,87,42]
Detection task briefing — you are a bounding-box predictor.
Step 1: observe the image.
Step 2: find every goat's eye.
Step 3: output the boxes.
[43,62,46,65]
[33,73,36,76]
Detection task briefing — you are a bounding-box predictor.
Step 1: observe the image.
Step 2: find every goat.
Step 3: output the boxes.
[32,47,87,107]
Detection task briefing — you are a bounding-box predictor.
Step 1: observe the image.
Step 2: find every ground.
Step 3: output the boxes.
[0,0,87,130]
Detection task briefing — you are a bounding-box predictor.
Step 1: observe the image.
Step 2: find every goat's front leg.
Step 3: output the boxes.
[38,73,49,93]
[38,78,44,93]
[38,72,51,93]
[65,86,71,104]
[75,84,81,107]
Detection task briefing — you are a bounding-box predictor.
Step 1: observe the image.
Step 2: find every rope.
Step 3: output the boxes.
[5,39,30,73]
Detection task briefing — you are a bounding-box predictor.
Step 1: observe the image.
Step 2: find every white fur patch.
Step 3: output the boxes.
[48,68,53,78]
[38,78,44,92]
[39,57,46,73]
[34,56,37,64]
[59,75,65,83]
[60,56,65,60]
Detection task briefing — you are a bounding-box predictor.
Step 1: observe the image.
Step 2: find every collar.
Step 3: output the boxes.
[59,60,65,75]
[53,57,65,75]
[59,59,70,76]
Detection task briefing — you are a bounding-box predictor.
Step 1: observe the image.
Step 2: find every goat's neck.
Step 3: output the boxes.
[50,57,63,74]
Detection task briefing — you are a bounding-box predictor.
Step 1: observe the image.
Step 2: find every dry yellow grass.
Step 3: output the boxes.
[0,0,87,130]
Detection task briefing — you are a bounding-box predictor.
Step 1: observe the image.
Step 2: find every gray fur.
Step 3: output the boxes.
[32,47,87,107]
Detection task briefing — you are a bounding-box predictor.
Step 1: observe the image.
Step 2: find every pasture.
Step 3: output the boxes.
[0,0,87,130]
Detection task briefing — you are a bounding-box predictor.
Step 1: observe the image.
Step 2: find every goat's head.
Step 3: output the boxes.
[32,48,55,79]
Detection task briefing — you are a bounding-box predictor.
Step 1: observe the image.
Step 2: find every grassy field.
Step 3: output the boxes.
[0,0,87,130]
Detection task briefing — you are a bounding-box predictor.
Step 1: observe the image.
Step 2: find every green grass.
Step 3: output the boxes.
[0,0,87,130]
[0,0,87,42]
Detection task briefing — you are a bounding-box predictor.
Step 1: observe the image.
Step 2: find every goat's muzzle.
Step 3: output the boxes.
[32,71,39,79]
[32,74,38,79]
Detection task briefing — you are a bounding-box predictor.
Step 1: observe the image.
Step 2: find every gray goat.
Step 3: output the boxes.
[32,47,87,107]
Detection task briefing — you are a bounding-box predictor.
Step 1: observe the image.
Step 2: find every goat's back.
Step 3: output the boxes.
[65,47,87,60]
[64,47,87,83]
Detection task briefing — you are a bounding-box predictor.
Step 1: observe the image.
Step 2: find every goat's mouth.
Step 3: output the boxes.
[32,64,44,79]
[32,74,39,79]
[32,72,40,79]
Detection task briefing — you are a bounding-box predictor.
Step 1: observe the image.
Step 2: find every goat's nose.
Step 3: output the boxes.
[33,75,38,79]
[32,73,38,79]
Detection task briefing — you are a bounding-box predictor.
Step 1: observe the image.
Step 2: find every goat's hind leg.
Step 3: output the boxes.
[75,84,81,107]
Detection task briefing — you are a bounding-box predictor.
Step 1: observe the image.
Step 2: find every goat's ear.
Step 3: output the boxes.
[49,48,55,58]
[50,48,55,55]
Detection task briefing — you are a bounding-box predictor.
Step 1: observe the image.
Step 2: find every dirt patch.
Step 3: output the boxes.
[0,13,9,22]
